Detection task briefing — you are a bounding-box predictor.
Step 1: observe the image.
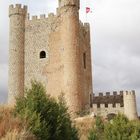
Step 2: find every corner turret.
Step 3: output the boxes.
[123,90,138,120]
[9,4,27,17]
[8,4,27,105]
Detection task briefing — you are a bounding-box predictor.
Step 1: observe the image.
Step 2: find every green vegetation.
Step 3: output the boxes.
[88,114,140,140]
[88,116,104,140]
[1,81,140,140]
[14,81,78,140]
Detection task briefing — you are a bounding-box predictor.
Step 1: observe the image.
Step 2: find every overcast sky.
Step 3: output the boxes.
[0,0,140,114]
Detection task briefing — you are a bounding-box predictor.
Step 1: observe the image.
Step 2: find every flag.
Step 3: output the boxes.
[86,7,91,13]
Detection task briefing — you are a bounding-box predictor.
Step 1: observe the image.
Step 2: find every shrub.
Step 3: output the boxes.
[14,81,79,140]
[88,116,104,140]
[88,114,140,140]
[88,128,98,140]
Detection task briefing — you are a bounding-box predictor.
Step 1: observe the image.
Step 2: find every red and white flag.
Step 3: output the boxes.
[86,7,92,13]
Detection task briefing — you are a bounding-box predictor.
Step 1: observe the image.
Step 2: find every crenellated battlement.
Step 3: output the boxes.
[84,23,90,31]
[26,13,56,21]
[93,90,135,97]
[123,90,135,96]
[80,21,90,32]
[9,4,27,17]
[79,21,90,42]
[92,91,124,108]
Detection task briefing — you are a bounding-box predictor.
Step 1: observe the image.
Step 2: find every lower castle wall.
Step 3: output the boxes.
[92,104,124,117]
[92,91,138,120]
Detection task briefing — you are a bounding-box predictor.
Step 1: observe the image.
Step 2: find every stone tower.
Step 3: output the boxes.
[8,0,93,115]
[59,0,84,113]
[8,4,27,105]
[123,91,138,120]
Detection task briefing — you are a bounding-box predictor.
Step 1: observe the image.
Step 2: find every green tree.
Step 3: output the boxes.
[14,81,78,140]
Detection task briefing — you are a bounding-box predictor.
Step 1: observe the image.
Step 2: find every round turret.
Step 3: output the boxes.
[58,0,79,9]
[58,0,86,117]
[123,90,138,120]
[8,4,27,105]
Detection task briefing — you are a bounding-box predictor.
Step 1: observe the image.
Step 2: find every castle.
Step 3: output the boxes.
[8,0,138,120]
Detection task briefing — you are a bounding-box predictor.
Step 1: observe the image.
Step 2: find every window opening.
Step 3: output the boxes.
[83,52,86,69]
[40,51,46,59]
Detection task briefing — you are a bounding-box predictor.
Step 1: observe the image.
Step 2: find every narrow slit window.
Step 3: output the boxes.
[40,51,46,59]
[83,52,86,69]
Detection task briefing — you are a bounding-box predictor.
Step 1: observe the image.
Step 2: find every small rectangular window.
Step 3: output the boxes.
[105,104,108,108]
[113,103,116,108]
[83,53,86,69]
[97,103,100,108]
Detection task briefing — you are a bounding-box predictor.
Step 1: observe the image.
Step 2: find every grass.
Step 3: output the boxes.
[0,105,24,139]
[74,116,95,140]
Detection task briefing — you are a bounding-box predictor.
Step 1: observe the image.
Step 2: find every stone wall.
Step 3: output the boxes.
[92,103,124,117]
[24,12,62,98]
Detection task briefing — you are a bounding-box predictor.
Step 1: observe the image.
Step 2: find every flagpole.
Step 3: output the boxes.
[86,12,87,22]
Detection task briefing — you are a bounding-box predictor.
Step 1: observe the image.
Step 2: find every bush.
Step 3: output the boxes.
[104,114,129,140]
[88,129,98,140]
[88,116,104,140]
[14,81,78,140]
[88,114,140,140]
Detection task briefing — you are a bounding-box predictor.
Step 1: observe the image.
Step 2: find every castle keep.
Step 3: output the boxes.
[8,0,93,114]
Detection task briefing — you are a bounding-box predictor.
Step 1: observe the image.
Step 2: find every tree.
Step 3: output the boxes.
[14,81,78,140]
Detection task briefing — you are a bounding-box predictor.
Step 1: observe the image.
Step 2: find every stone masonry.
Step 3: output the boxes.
[8,0,93,115]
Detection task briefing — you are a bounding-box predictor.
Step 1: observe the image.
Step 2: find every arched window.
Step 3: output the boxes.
[40,51,46,59]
